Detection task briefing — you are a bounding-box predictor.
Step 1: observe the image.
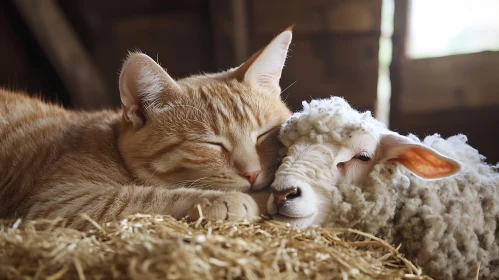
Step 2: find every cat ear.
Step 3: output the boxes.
[235,27,293,94]
[119,52,180,129]
[379,132,462,179]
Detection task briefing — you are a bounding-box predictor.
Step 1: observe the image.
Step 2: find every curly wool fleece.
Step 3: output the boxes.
[279,97,387,147]
[279,97,499,279]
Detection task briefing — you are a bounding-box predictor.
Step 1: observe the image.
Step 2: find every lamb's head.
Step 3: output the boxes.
[268,97,462,227]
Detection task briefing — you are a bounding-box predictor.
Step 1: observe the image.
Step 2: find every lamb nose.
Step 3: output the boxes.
[243,171,261,185]
[272,187,301,207]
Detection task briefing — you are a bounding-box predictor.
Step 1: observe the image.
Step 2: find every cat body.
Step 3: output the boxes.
[0,29,293,229]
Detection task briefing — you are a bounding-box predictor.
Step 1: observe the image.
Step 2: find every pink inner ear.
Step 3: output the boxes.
[397,147,457,178]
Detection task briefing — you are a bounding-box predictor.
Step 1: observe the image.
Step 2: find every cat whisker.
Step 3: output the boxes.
[187,177,208,189]
[281,81,297,102]
[167,178,209,189]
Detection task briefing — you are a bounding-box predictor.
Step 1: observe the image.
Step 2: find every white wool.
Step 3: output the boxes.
[279,97,499,279]
[279,97,387,147]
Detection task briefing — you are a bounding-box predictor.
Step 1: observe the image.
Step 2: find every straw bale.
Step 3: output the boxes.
[0,214,432,280]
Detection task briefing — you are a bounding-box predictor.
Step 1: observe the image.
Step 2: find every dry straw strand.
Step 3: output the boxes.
[0,214,432,280]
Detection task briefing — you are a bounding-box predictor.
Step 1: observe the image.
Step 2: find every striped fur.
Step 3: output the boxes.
[0,29,292,229]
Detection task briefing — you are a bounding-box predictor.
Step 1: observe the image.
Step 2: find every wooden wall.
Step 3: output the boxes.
[0,0,381,113]
[248,0,382,111]
[2,0,496,163]
[0,1,70,106]
[59,0,215,108]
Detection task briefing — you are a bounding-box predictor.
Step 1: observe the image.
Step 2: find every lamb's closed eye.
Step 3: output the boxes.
[269,96,498,280]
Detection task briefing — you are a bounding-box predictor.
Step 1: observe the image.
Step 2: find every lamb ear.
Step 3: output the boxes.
[379,133,462,179]
[119,52,180,129]
[234,27,293,94]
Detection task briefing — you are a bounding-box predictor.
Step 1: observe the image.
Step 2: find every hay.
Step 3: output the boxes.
[0,214,432,280]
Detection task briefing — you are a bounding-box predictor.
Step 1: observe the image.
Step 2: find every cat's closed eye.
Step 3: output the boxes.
[203,141,229,152]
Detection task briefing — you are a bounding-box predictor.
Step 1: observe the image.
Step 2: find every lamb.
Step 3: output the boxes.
[266,96,499,279]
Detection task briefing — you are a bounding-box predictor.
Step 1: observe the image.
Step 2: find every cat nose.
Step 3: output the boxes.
[272,187,301,207]
[243,171,261,185]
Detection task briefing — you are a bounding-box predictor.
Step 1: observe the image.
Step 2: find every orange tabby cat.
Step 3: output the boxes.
[0,29,292,229]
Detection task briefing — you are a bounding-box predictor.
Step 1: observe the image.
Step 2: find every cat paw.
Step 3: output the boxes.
[188,192,259,222]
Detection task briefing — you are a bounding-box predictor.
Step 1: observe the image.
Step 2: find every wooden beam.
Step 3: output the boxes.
[13,0,112,109]
[210,0,237,70]
[388,0,409,124]
[251,0,382,34]
[231,0,249,65]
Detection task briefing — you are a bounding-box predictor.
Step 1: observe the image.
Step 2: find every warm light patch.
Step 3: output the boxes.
[407,0,499,59]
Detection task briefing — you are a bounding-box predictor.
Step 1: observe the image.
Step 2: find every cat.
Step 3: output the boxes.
[0,29,293,230]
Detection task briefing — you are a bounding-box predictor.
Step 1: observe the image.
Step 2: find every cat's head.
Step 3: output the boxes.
[118,29,293,192]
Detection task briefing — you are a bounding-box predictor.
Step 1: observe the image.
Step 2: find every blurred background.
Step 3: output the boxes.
[1,0,498,163]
